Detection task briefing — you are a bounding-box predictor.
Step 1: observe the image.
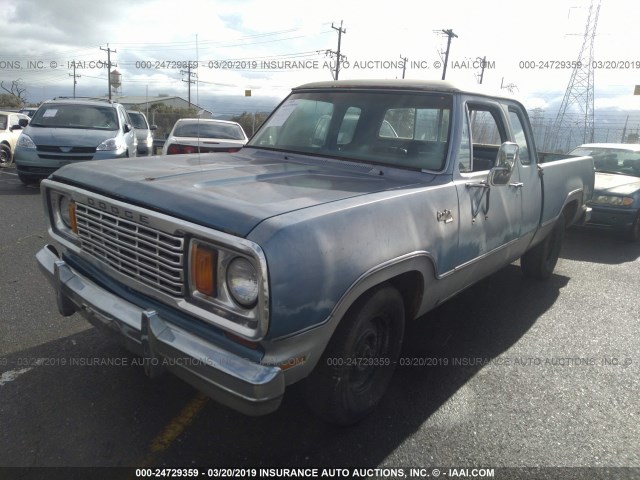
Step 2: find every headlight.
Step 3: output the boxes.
[592,195,634,206]
[17,134,36,149]
[226,257,259,308]
[96,137,125,151]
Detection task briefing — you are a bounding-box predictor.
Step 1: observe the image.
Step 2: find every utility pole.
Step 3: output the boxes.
[621,115,629,142]
[440,29,457,80]
[545,0,600,152]
[500,77,518,94]
[100,44,117,100]
[181,64,196,108]
[476,56,486,84]
[330,20,346,80]
[69,62,81,98]
[399,55,408,79]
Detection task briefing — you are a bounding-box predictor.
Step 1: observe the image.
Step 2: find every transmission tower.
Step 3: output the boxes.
[545,0,600,152]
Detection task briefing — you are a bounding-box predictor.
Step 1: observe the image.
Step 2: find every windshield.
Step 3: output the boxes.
[571,146,640,176]
[249,90,452,171]
[29,104,118,130]
[173,121,246,140]
[128,112,148,129]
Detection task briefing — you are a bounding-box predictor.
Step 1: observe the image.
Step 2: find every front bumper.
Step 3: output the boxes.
[584,205,638,232]
[36,244,285,416]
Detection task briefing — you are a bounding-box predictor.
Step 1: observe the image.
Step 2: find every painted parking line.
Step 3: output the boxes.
[139,393,209,467]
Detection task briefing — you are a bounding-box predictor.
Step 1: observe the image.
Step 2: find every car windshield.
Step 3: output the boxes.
[0,114,7,130]
[173,121,245,140]
[29,104,118,130]
[128,112,148,129]
[248,90,452,171]
[571,147,640,176]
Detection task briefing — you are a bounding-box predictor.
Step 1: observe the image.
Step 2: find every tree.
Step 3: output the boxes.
[231,111,269,137]
[1,80,28,106]
[0,93,23,108]
[143,104,198,138]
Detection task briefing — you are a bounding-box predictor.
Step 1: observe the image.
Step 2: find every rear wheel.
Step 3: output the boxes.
[0,144,12,167]
[521,213,566,280]
[304,283,405,426]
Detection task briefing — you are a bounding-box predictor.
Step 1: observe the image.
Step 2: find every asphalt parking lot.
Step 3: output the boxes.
[0,165,638,479]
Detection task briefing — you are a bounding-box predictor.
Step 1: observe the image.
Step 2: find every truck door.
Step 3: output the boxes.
[507,106,542,241]
[454,101,524,271]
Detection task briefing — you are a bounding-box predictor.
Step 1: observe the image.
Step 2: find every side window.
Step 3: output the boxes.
[508,109,532,165]
[381,108,449,141]
[458,106,472,173]
[468,106,507,171]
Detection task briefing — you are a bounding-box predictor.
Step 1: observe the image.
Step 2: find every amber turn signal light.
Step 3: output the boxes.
[192,243,217,297]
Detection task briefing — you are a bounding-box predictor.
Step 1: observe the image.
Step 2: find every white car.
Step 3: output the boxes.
[0,111,30,167]
[162,118,248,155]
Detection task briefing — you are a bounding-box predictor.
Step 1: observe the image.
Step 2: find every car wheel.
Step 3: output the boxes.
[304,283,405,426]
[626,212,640,242]
[521,213,566,280]
[0,144,12,167]
[18,172,38,186]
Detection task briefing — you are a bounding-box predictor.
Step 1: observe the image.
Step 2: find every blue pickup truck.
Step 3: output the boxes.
[36,80,594,425]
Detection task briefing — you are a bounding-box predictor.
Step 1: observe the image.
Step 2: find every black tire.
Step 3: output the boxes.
[0,144,12,168]
[521,213,566,280]
[625,212,640,242]
[304,283,405,426]
[17,172,38,186]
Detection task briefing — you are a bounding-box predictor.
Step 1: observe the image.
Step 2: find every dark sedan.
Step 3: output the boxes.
[569,143,640,241]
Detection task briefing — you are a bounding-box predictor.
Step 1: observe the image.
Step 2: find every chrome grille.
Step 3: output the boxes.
[75,203,185,296]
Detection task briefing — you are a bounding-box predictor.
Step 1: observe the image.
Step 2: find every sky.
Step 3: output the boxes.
[1,0,640,129]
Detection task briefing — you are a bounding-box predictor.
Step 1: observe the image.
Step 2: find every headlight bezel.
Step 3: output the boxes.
[49,190,79,243]
[187,237,269,340]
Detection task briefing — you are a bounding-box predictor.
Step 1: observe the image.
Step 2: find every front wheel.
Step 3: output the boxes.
[521,213,566,280]
[0,144,12,167]
[304,284,405,426]
[626,212,640,242]
[18,172,38,186]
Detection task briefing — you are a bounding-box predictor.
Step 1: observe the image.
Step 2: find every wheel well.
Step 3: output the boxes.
[386,271,424,321]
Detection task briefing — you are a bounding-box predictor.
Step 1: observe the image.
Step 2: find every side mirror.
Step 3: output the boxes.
[123,123,132,133]
[489,142,519,186]
[150,125,157,130]
[18,118,29,128]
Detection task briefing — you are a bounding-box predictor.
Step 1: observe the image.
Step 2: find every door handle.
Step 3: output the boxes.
[509,182,523,188]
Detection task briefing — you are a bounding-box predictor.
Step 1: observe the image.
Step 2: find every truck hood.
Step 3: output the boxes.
[51,148,422,237]
[26,126,116,147]
[594,172,640,196]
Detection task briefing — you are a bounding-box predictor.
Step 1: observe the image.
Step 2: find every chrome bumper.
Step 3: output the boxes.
[36,244,285,416]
